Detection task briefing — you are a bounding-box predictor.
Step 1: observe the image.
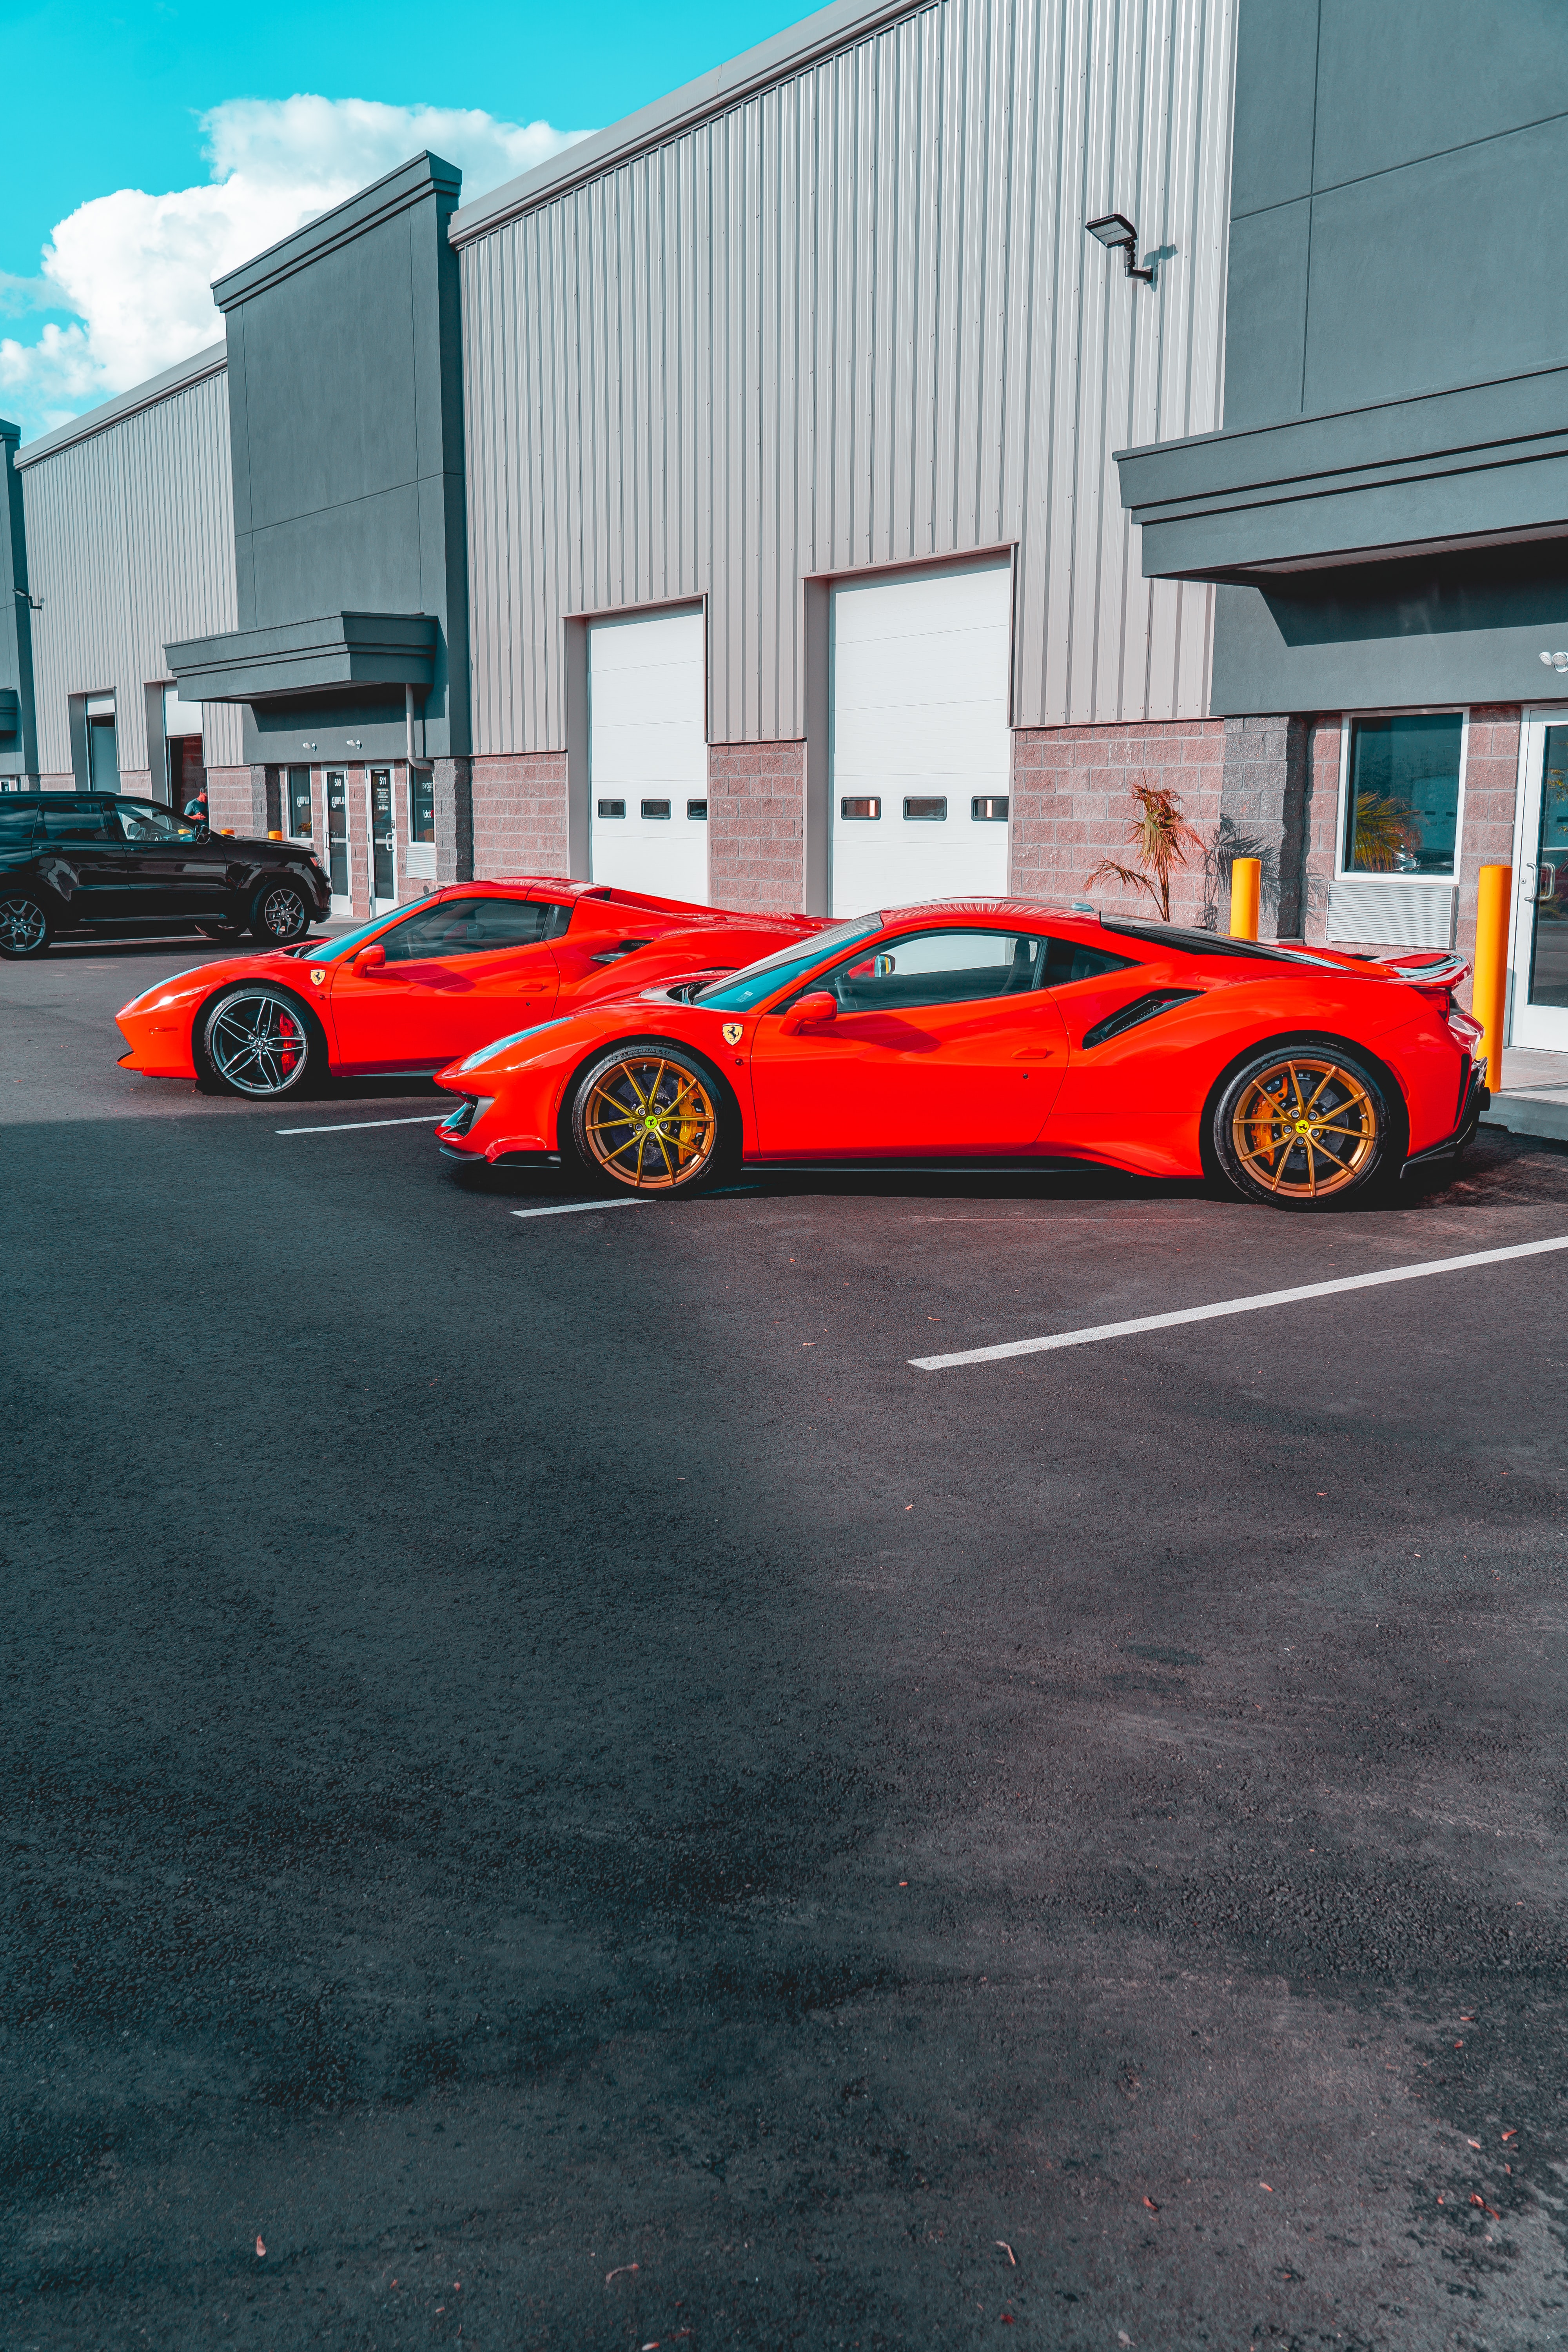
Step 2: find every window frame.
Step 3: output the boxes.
[1333,705,1471,886]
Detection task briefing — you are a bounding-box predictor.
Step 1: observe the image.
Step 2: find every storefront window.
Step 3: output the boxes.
[1342,713,1463,877]
[286,766,313,837]
[410,768,436,844]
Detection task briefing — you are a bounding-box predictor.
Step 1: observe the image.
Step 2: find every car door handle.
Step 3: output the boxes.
[1012,1046,1057,1060]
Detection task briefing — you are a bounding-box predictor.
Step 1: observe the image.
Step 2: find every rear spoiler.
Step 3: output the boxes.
[1381,949,1469,995]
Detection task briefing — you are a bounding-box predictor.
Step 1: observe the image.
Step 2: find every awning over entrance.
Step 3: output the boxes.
[165,612,437,704]
[1114,365,1568,585]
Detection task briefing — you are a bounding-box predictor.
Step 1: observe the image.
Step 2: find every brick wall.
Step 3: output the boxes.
[1455,705,1522,979]
[1010,719,1225,924]
[206,766,261,836]
[1299,718,1342,944]
[709,740,807,912]
[472,752,568,879]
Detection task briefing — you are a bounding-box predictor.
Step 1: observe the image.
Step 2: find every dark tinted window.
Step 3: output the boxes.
[380,895,568,961]
[40,799,114,842]
[0,805,41,843]
[1042,936,1137,985]
[1099,919,1334,965]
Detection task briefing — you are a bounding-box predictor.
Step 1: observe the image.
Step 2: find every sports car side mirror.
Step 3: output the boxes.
[352,943,386,975]
[779,990,837,1035]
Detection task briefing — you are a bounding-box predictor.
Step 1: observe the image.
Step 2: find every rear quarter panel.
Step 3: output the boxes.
[1040,970,1461,1176]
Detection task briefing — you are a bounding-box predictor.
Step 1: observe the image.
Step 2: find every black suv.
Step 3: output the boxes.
[0,794,332,958]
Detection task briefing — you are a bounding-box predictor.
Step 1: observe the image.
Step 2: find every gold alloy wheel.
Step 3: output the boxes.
[1230,1055,1379,1200]
[582,1055,719,1191]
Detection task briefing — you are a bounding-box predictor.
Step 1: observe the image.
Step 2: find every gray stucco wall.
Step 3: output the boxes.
[0,420,38,777]
[1128,0,1568,714]
[1225,0,1568,430]
[213,152,471,764]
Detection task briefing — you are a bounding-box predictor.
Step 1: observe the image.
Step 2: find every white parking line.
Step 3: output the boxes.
[512,1197,648,1220]
[275,1115,446,1135]
[910,1233,1568,1372]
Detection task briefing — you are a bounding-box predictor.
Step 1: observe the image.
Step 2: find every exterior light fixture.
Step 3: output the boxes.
[346,737,363,750]
[302,740,318,751]
[1540,650,1568,674]
[1086,212,1154,283]
[13,587,43,613]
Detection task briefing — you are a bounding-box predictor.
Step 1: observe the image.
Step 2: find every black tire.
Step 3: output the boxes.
[0,893,54,958]
[564,1038,739,1195]
[195,982,324,1099]
[1209,1036,1403,1209]
[249,878,312,947]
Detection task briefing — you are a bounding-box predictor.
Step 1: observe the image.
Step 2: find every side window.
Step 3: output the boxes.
[380,896,562,962]
[1041,936,1138,987]
[116,800,182,842]
[820,929,1047,1011]
[40,799,114,842]
[0,806,42,844]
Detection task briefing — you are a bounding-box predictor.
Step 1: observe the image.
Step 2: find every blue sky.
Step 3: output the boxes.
[1,0,803,440]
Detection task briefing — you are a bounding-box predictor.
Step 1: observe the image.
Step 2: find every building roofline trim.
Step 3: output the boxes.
[14,341,228,471]
[448,0,936,247]
[214,150,463,311]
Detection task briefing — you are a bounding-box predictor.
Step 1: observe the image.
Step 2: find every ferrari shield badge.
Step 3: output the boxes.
[722,1022,743,1045]
[309,968,326,985]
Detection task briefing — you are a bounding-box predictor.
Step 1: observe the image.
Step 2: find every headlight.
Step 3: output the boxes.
[457,1018,568,1074]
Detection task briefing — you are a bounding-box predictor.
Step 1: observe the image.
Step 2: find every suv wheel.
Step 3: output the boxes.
[0,894,53,958]
[251,879,311,946]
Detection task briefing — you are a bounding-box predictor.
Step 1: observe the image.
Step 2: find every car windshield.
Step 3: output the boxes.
[692,916,882,1011]
[314,905,432,962]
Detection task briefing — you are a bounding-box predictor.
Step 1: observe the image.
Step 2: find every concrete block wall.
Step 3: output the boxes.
[708,740,807,912]
[206,765,261,835]
[1010,719,1225,925]
[472,752,568,878]
[1454,706,1523,982]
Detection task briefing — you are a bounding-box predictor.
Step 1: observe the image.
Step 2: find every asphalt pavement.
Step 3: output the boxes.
[5,933,1568,2350]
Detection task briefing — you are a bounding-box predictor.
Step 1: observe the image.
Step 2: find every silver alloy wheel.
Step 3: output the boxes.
[0,896,47,953]
[259,884,307,941]
[205,989,311,1095]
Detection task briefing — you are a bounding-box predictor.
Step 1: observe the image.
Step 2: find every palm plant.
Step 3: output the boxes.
[1087,778,1203,922]
[1348,793,1420,872]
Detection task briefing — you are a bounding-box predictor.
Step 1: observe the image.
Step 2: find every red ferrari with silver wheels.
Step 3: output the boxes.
[434,899,1486,1205]
[114,879,826,1101]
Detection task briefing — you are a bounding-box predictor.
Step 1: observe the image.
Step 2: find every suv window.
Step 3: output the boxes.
[0,805,42,843]
[40,799,115,842]
[380,895,570,962]
[115,799,188,842]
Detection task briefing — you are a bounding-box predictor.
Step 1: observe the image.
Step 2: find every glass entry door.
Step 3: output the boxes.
[369,768,396,911]
[325,770,351,913]
[1510,715,1568,1049]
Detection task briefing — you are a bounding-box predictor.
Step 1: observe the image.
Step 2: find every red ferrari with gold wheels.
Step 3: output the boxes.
[432,899,1486,1207]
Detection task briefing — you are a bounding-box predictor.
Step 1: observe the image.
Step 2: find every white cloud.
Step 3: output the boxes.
[0,96,588,440]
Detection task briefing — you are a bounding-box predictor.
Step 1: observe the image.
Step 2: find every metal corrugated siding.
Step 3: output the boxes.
[462,0,1234,755]
[22,367,240,773]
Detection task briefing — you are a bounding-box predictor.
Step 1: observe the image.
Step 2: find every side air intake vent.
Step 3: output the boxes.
[1083,988,1203,1050]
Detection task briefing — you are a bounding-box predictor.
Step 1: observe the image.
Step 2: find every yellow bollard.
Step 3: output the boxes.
[1230,856,1261,941]
[1472,862,1512,1096]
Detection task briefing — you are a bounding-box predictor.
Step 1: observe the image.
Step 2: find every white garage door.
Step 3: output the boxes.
[589,607,709,902]
[829,558,1013,918]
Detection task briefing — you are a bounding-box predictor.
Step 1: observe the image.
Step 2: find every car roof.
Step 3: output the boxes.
[872,897,1105,926]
